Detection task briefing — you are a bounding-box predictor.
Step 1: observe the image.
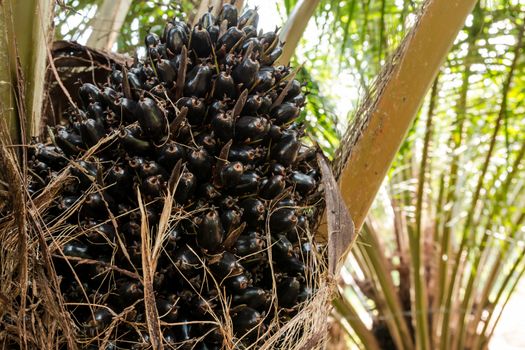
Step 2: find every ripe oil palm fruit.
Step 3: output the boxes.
[27,2,321,348]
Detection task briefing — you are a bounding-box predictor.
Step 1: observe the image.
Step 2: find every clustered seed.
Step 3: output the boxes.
[27,2,321,349]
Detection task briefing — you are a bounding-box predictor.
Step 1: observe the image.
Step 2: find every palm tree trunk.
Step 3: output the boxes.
[86,0,132,51]
[0,0,54,143]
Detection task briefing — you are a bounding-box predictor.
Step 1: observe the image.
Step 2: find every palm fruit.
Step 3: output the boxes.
[28,3,321,347]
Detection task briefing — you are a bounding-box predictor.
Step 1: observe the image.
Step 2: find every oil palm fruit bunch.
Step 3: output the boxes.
[27,2,321,348]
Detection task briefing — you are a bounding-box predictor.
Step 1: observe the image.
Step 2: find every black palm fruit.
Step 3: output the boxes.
[28,3,322,347]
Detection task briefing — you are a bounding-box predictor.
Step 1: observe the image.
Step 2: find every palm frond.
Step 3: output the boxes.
[338,1,525,348]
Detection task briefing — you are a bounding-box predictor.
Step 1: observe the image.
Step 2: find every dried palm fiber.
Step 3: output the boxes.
[0,3,354,350]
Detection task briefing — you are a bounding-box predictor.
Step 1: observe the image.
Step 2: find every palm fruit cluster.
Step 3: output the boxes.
[27,2,321,349]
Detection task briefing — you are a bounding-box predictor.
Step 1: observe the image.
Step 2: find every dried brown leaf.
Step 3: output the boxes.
[317,154,355,275]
